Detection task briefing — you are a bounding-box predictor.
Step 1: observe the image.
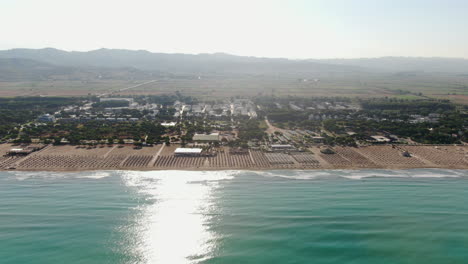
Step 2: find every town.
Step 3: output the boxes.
[0,94,466,171]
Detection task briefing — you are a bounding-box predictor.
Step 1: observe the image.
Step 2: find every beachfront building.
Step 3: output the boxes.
[7,148,33,155]
[193,133,220,143]
[7,145,43,155]
[174,148,203,157]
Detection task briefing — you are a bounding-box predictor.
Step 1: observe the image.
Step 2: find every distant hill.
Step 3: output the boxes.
[0,48,364,77]
[0,57,155,81]
[314,57,468,73]
[0,58,76,81]
[0,48,467,82]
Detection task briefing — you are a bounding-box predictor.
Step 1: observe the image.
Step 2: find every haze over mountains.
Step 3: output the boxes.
[0,48,467,81]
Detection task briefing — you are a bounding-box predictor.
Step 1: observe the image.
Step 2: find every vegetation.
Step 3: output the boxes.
[0,97,83,140]
[238,120,266,142]
[1,95,466,146]
[19,121,167,145]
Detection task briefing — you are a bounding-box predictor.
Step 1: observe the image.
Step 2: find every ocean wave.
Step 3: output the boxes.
[4,169,242,182]
[251,169,468,180]
[6,170,112,180]
[4,169,467,182]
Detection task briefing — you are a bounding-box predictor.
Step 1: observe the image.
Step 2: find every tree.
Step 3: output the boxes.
[53,137,61,145]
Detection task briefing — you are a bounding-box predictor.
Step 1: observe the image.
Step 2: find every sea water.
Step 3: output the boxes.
[1,169,468,264]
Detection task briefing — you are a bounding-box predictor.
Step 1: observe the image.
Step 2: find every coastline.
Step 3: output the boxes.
[4,166,468,173]
[1,144,467,172]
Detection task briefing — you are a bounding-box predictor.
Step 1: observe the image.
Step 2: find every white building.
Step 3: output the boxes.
[370,136,391,143]
[37,114,56,122]
[161,122,177,127]
[193,133,220,142]
[174,148,203,156]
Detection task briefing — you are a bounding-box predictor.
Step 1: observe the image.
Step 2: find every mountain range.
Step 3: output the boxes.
[0,48,467,81]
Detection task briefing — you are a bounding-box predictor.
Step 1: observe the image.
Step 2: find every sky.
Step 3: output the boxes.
[1,0,468,59]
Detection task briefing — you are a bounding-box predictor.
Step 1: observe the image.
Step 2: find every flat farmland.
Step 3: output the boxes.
[0,80,139,97]
[1,73,467,104]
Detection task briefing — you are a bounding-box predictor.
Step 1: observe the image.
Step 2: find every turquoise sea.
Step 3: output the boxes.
[1,169,468,264]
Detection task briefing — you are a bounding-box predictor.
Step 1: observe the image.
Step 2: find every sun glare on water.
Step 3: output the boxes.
[121,170,234,264]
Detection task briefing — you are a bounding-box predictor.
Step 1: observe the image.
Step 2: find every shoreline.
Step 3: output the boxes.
[1,144,467,172]
[3,165,467,173]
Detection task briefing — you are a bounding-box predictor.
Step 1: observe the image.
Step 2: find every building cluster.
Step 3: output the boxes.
[277,101,359,111]
[231,99,258,118]
[307,102,359,111]
[37,97,262,125]
[308,113,351,121]
[173,99,257,119]
[47,98,161,123]
[409,113,441,124]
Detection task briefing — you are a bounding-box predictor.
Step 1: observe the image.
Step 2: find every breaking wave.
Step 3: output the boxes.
[3,169,467,182]
[252,169,468,180]
[6,170,113,180]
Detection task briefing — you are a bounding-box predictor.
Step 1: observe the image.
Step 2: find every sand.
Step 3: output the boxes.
[0,143,467,172]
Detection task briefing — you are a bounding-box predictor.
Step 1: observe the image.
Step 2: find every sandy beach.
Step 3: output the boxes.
[0,143,466,172]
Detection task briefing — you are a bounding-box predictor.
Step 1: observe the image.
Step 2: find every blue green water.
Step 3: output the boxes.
[1,169,468,264]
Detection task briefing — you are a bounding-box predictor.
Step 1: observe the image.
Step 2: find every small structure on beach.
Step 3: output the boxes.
[174,148,203,157]
[271,144,295,152]
[7,147,38,156]
[7,148,32,155]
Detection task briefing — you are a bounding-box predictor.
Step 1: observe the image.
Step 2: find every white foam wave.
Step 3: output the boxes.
[251,169,468,180]
[5,169,241,182]
[6,170,112,180]
[4,169,467,182]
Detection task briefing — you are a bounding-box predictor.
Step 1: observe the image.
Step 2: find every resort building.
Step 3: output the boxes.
[193,133,220,143]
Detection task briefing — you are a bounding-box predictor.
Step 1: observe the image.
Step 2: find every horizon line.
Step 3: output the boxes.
[2,47,468,61]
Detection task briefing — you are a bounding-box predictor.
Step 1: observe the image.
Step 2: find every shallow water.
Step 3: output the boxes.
[1,169,468,264]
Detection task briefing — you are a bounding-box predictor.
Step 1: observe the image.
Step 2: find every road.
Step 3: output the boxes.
[97,80,158,97]
[264,117,284,135]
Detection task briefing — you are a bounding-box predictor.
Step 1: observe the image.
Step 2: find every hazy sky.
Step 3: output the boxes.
[1,0,467,58]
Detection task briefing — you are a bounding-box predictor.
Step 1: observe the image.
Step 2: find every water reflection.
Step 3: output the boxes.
[121,170,234,264]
